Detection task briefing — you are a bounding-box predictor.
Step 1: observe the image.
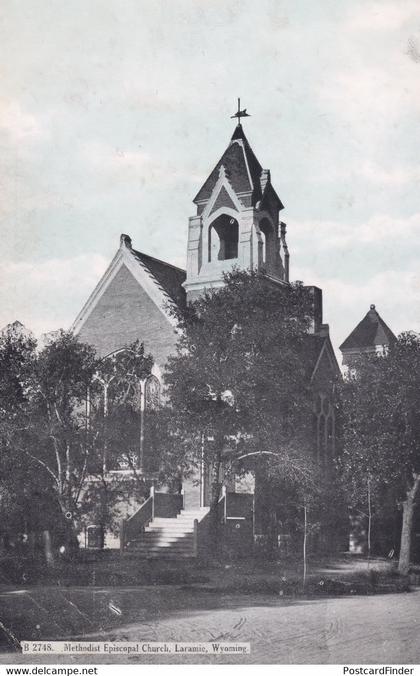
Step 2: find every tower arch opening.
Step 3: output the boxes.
[258,218,275,267]
[208,213,239,262]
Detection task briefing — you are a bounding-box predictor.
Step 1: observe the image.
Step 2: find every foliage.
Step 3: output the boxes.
[8,331,98,548]
[161,269,321,504]
[338,332,420,572]
[0,328,154,549]
[0,323,41,533]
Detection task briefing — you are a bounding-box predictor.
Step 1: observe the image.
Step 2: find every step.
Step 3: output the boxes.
[137,543,193,550]
[133,552,196,561]
[130,548,194,556]
[132,547,194,554]
[142,533,194,541]
[142,530,194,537]
[129,550,195,557]
[131,537,194,546]
[157,510,209,519]
[130,540,194,548]
[147,526,194,534]
[152,517,202,524]
[140,538,193,546]
[149,520,196,526]
[146,531,194,538]
[149,519,197,525]
[147,524,195,530]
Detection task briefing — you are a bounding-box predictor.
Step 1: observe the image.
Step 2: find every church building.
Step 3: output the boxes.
[72,112,340,556]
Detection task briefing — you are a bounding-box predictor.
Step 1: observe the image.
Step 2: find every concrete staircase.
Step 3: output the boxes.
[128,507,209,558]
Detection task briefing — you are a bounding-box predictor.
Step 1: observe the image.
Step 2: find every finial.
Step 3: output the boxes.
[120,233,132,249]
[231,98,250,125]
[370,304,376,311]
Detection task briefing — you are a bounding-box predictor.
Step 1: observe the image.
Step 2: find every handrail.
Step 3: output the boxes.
[120,486,183,552]
[194,487,226,559]
[120,487,154,552]
[193,486,254,559]
[193,519,198,557]
[219,485,227,524]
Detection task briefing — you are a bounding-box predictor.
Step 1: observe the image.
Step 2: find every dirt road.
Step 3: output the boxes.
[1,585,419,664]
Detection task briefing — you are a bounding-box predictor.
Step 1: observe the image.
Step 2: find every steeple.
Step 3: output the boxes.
[183,109,290,303]
[340,304,397,367]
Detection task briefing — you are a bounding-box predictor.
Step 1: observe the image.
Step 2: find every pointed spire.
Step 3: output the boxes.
[193,111,283,211]
[231,123,246,142]
[340,304,396,352]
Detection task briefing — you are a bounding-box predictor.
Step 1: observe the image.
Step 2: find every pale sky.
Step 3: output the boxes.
[1,0,420,358]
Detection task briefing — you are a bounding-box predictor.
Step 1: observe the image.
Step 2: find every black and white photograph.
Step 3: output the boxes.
[0,0,420,670]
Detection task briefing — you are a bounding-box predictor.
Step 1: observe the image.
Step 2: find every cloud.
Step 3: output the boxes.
[0,254,108,336]
[0,98,47,143]
[359,161,420,186]
[315,3,420,146]
[82,140,203,186]
[346,1,420,32]
[84,142,153,171]
[292,213,420,250]
[318,66,420,132]
[307,158,420,189]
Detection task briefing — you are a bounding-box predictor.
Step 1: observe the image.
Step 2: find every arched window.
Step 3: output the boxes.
[327,415,334,460]
[145,375,161,410]
[208,214,239,262]
[318,414,326,465]
[258,218,274,267]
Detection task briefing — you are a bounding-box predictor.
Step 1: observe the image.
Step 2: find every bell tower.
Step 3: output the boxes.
[183,105,290,303]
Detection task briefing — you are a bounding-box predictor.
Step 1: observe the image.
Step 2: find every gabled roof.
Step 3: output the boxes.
[304,333,341,382]
[339,305,397,351]
[193,124,283,210]
[130,248,186,308]
[72,235,186,337]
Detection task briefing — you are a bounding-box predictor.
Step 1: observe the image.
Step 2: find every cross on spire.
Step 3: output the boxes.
[231,98,250,125]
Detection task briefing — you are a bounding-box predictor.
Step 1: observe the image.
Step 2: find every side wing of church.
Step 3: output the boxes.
[72,234,186,376]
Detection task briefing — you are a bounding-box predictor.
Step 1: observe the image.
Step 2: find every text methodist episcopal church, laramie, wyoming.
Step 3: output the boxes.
[70,110,394,556]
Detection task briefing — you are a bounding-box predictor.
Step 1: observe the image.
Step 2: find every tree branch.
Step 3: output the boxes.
[23,450,59,486]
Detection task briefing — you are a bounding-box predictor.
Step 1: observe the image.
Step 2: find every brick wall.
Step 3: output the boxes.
[78,263,179,367]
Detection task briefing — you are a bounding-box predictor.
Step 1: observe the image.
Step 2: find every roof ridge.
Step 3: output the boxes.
[131,248,185,274]
[236,138,254,190]
[135,257,176,306]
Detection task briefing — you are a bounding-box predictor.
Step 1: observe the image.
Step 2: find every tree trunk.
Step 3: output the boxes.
[208,451,223,554]
[398,475,420,575]
[42,530,54,566]
[367,479,372,564]
[58,497,80,557]
[303,503,308,589]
